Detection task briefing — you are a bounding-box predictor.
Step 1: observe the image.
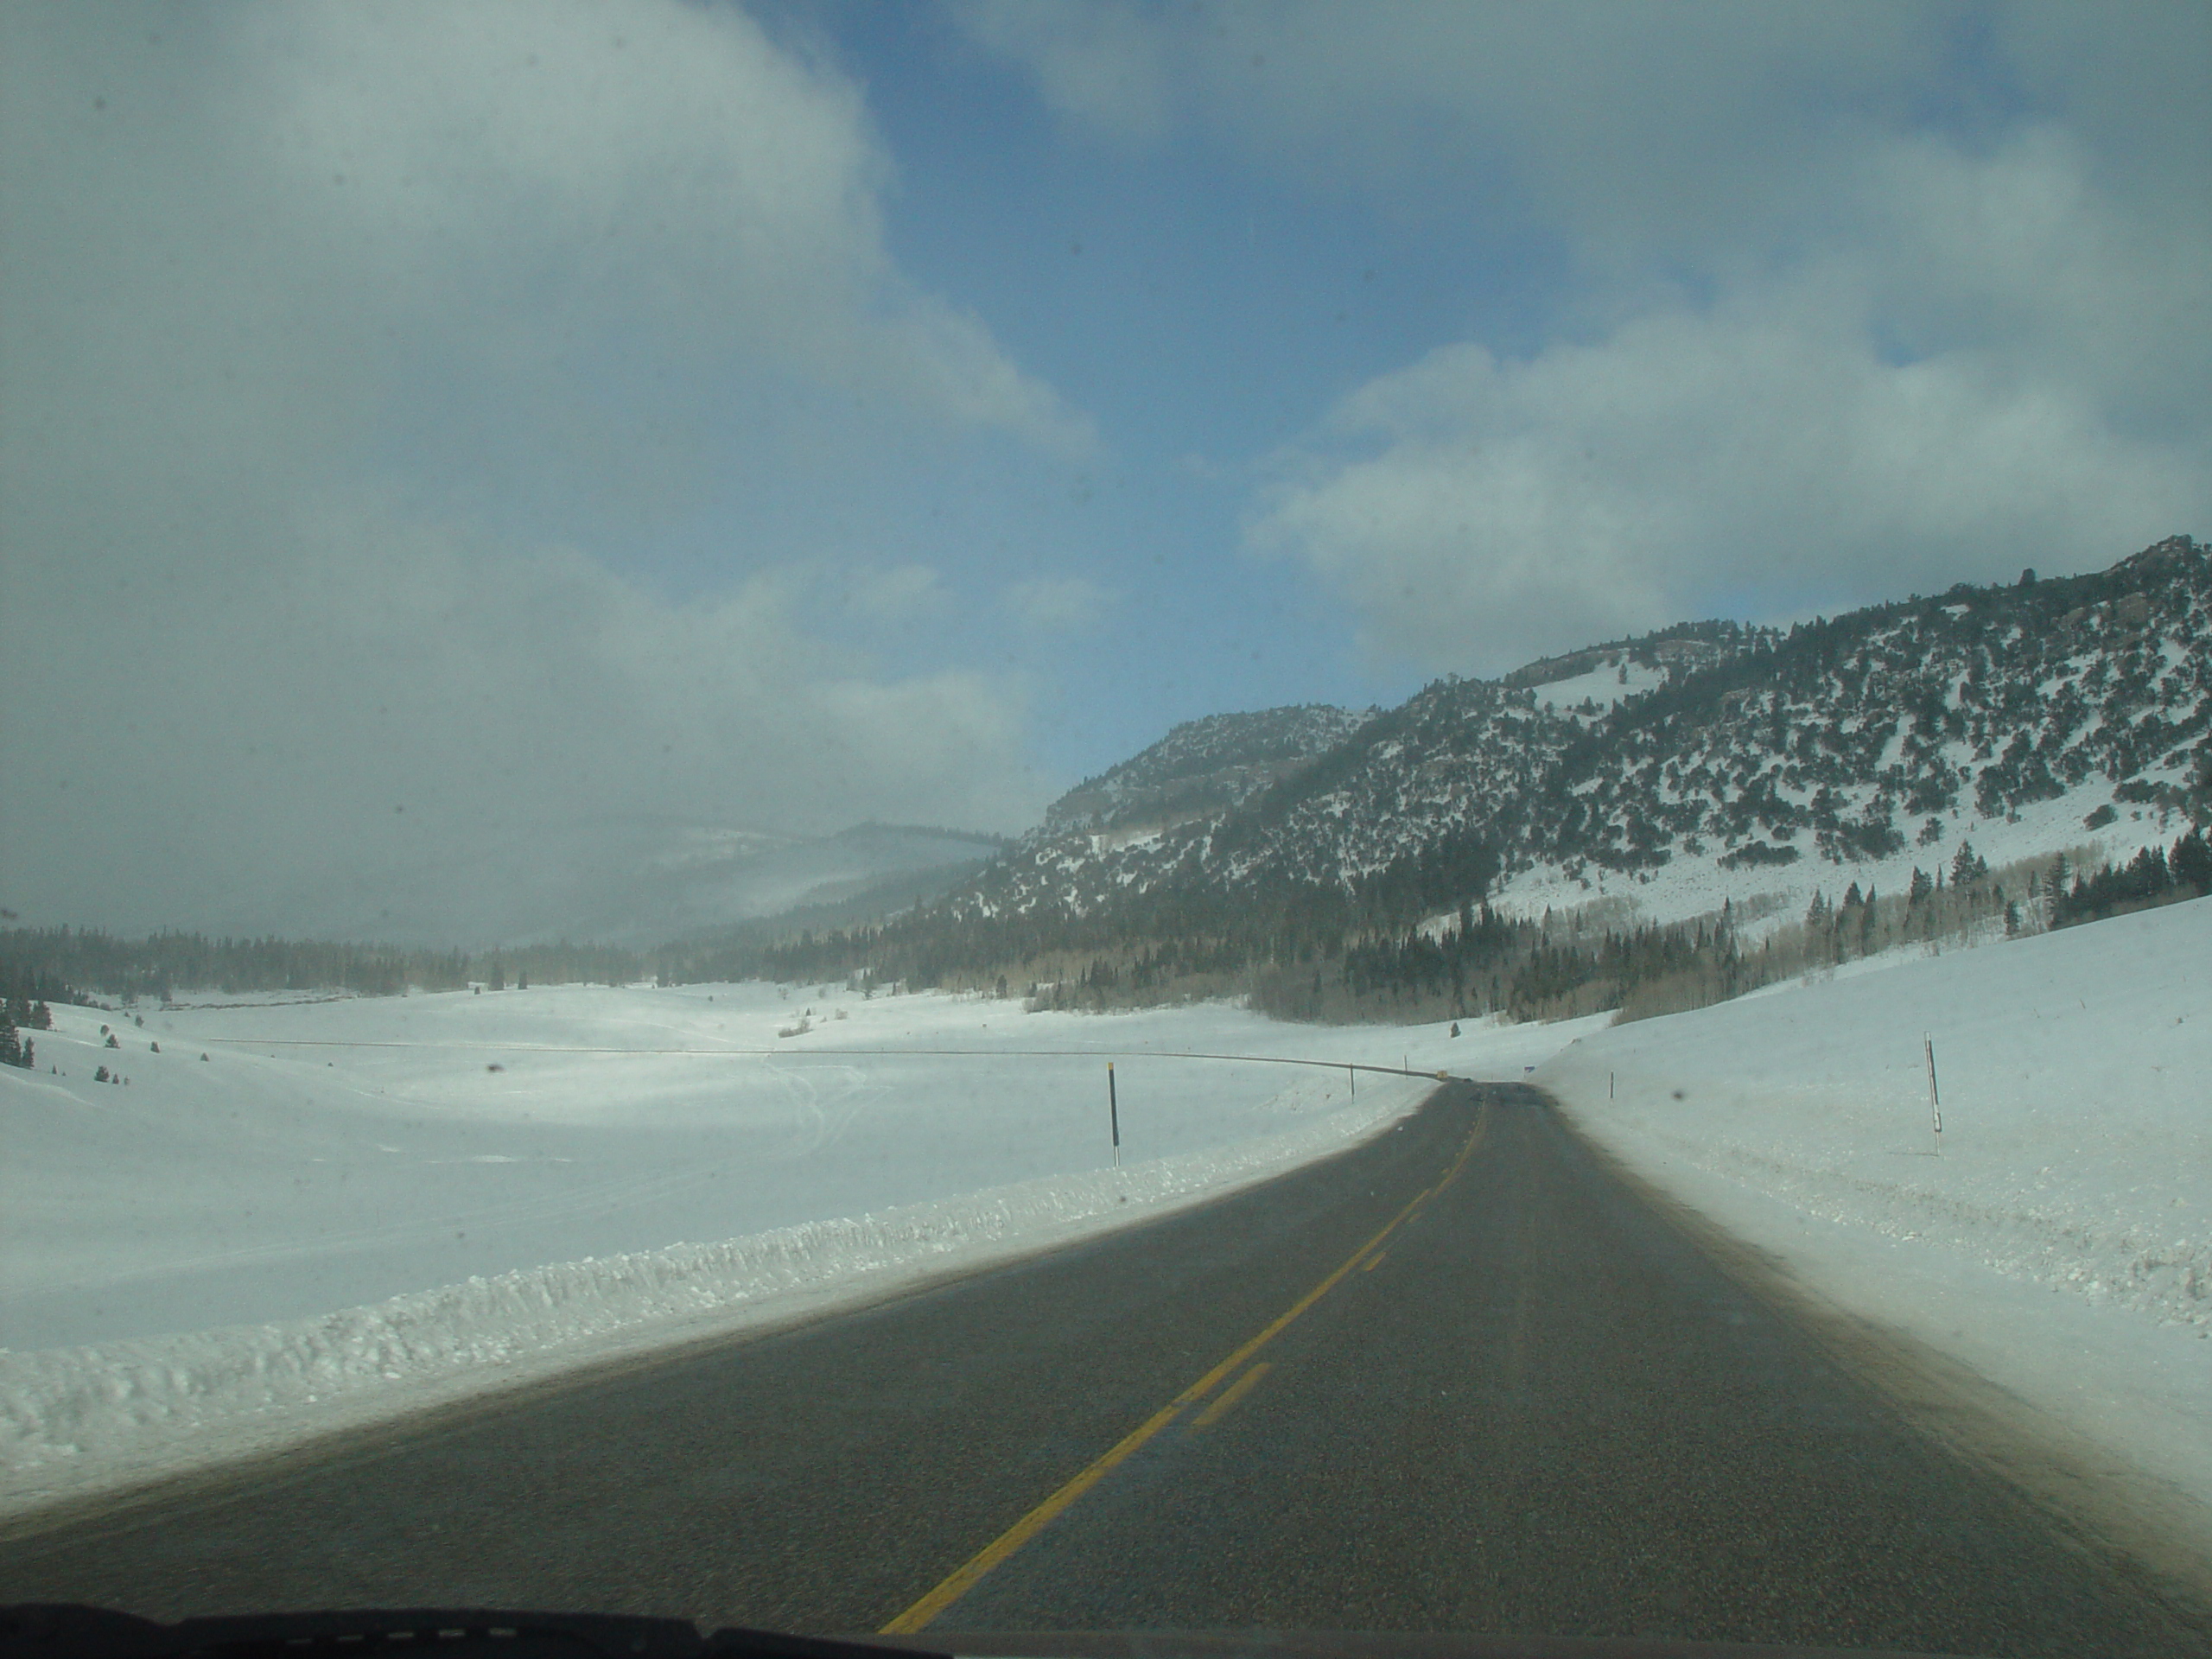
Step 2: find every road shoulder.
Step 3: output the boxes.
[1548,1096,2212,1626]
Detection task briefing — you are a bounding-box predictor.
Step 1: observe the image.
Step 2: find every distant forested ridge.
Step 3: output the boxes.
[0,929,644,1006]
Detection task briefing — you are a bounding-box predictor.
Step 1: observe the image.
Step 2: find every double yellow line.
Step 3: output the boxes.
[880,1104,1491,1633]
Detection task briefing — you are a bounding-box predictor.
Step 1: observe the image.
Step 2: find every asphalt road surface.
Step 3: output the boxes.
[4,1084,2205,1656]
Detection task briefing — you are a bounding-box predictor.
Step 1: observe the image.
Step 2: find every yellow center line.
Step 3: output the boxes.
[1362,1249,1389,1273]
[879,1101,1491,1634]
[1191,1361,1271,1428]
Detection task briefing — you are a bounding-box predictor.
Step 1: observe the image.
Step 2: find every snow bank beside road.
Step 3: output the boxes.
[1,1071,1438,1517]
[1537,895,2212,1544]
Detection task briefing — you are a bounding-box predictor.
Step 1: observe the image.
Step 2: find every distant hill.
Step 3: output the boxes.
[164,818,1007,951]
[1041,704,1376,837]
[574,821,1004,949]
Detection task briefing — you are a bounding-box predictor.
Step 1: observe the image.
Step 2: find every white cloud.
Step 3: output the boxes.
[249,0,1093,458]
[955,0,1952,260]
[0,2,1070,939]
[1254,271,2207,671]
[1247,106,2211,672]
[0,488,1046,939]
[1004,575,1114,635]
[1256,128,2202,677]
[952,0,1171,144]
[968,3,2212,672]
[849,563,950,621]
[1853,125,2211,429]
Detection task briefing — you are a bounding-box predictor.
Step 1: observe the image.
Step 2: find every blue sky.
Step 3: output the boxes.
[3,1,2208,937]
[810,1,1567,771]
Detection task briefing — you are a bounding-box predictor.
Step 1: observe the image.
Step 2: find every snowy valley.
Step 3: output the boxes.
[4,895,2209,1560]
[3,537,2208,1571]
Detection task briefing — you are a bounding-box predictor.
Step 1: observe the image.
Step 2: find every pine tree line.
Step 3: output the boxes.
[722,828,2211,1030]
[0,927,648,1005]
[5,830,2200,1026]
[0,993,48,1070]
[2050,828,2212,926]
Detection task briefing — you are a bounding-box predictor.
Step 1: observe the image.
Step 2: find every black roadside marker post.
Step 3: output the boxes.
[1108,1061,1121,1169]
[1924,1033,1943,1156]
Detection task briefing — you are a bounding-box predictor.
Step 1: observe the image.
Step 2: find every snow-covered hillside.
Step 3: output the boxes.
[1541,894,2212,1557]
[1507,536,2209,915]
[1529,657,1666,721]
[932,537,2210,943]
[1041,703,1376,836]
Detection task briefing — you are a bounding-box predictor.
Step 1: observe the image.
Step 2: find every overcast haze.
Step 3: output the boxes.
[3,1,2207,942]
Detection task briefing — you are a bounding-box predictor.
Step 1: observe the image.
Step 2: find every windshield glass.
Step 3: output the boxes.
[3,5,2209,1656]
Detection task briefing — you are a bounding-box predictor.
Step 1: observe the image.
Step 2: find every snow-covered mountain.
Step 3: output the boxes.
[226,819,1004,950]
[944,537,2210,939]
[1041,704,1376,837]
[538,821,1001,948]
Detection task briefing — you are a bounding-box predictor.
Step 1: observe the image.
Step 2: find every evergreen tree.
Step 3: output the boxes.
[2173,827,2212,895]
[1949,840,1986,887]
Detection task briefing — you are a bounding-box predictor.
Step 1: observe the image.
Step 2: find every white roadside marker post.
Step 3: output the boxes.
[1108,1060,1121,1169]
[1924,1033,1942,1156]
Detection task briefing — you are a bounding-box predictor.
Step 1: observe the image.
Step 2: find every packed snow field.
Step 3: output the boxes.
[1,984,1568,1514]
[1,986,1529,1350]
[4,901,2207,1548]
[1529,657,1666,719]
